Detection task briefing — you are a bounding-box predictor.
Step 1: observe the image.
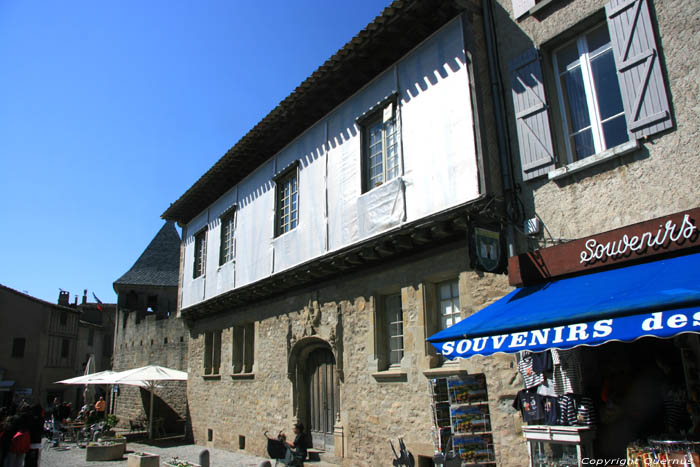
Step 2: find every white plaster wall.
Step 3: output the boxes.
[235,160,275,288]
[399,18,480,220]
[326,66,396,250]
[181,15,481,308]
[272,123,327,272]
[182,210,209,308]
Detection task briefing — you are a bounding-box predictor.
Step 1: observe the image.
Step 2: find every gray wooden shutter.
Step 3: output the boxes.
[606,0,672,139]
[509,48,555,181]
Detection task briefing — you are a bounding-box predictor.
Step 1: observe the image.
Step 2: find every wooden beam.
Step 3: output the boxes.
[359,247,380,260]
[375,243,394,256]
[410,230,431,244]
[392,236,414,250]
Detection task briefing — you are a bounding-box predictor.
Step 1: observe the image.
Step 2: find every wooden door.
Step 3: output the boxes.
[306,347,337,451]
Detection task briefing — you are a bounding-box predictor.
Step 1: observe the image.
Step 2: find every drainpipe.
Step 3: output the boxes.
[482,0,519,258]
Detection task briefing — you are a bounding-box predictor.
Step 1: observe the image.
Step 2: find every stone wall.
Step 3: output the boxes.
[112,307,189,433]
[491,0,699,241]
[185,244,525,466]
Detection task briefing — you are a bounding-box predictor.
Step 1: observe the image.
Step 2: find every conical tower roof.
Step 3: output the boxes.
[114,221,181,289]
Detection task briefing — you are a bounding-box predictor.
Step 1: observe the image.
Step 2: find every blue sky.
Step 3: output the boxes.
[0,0,390,304]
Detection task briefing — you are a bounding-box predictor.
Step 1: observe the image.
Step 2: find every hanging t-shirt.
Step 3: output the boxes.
[558,395,577,426]
[551,349,583,395]
[558,395,596,427]
[542,396,560,425]
[575,396,596,427]
[536,377,557,397]
[532,350,553,373]
[517,352,545,389]
[513,389,544,423]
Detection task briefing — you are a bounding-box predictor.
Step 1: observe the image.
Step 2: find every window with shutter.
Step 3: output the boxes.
[552,23,629,162]
[509,48,556,181]
[606,0,672,138]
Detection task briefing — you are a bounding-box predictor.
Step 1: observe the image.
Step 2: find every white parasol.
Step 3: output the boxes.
[110,365,188,439]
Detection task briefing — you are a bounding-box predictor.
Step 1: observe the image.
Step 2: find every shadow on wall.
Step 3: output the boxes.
[140,385,186,436]
[227,40,470,217]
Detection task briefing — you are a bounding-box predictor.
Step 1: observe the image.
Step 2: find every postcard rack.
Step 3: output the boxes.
[429,374,496,466]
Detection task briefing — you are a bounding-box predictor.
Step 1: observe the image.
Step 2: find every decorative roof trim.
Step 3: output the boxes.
[355,92,399,125]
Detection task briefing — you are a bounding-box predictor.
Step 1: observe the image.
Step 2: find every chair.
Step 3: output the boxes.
[154,417,166,437]
[129,419,145,432]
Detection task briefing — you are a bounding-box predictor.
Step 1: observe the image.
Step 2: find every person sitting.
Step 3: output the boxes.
[279,422,309,466]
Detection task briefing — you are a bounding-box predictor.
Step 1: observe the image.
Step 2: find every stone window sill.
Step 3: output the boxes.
[548,140,639,181]
[422,367,468,378]
[372,369,407,383]
[202,374,221,381]
[230,373,255,380]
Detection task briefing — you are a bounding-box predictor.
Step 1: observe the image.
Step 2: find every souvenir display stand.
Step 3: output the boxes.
[430,374,495,466]
[522,425,595,467]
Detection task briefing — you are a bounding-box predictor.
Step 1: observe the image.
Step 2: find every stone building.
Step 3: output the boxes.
[0,285,84,408]
[428,0,699,463]
[161,0,696,464]
[161,1,522,465]
[112,221,188,434]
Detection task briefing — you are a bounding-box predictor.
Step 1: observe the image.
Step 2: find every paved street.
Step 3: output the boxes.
[40,439,269,467]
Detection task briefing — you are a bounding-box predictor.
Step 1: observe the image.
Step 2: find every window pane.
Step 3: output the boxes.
[561,67,591,133]
[587,24,611,57]
[557,42,580,73]
[602,115,629,149]
[442,314,462,329]
[369,123,382,145]
[572,130,595,160]
[438,283,451,299]
[590,50,625,121]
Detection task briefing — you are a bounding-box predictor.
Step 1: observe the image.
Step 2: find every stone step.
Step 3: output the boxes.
[307,448,342,465]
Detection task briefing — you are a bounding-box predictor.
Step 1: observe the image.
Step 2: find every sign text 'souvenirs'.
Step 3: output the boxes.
[579,214,697,264]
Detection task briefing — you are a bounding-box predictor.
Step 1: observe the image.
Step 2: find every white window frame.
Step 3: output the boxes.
[552,24,628,164]
[275,168,299,237]
[193,228,207,278]
[384,293,404,368]
[219,208,236,266]
[437,279,461,331]
[362,102,400,192]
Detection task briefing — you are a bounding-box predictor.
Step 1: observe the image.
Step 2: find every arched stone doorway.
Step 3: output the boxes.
[288,337,338,451]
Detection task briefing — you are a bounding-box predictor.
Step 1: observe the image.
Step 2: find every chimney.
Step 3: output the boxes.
[58,290,70,306]
[73,296,78,306]
[82,289,87,305]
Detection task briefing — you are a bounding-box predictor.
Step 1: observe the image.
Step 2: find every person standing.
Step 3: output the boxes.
[49,398,62,447]
[94,397,106,420]
[4,415,29,467]
[23,404,43,467]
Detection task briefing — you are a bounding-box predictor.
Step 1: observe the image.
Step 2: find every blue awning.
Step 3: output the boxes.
[427,252,700,359]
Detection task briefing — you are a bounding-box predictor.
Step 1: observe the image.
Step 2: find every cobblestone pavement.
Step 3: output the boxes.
[40,438,269,467]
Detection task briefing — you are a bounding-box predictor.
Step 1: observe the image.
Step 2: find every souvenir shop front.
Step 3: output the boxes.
[428,208,700,466]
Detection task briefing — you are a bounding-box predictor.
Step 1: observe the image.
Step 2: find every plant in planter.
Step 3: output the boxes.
[164,456,201,467]
[103,414,119,430]
[85,441,126,461]
[100,414,119,437]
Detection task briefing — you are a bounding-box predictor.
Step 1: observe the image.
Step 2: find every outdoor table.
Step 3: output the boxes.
[62,422,86,445]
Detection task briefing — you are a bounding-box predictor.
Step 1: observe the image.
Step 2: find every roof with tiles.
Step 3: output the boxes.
[113,221,181,288]
[162,0,477,225]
